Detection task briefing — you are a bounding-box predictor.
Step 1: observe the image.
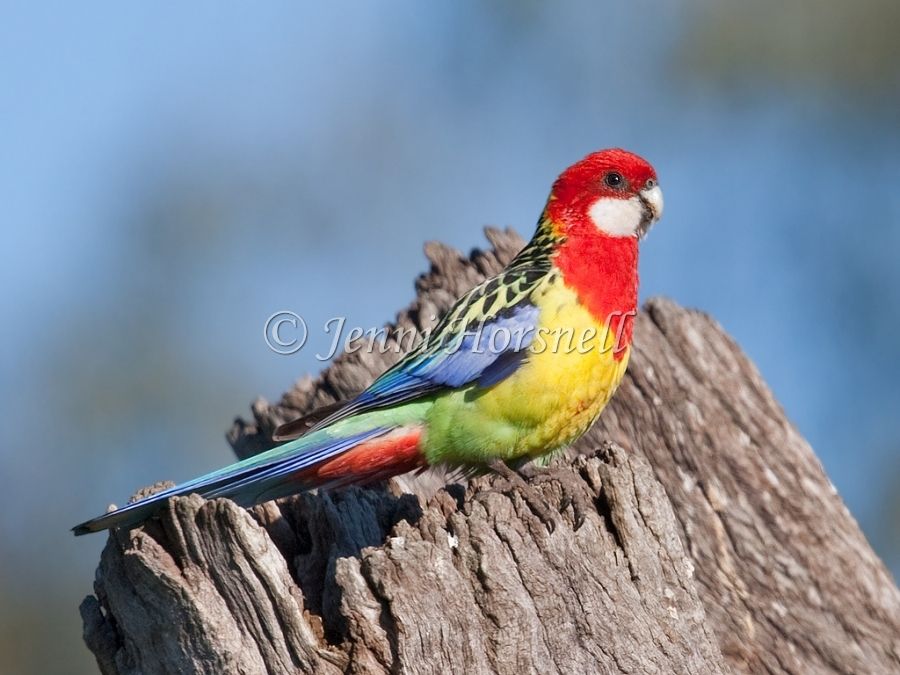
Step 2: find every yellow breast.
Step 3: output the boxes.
[484,279,630,456]
[423,277,631,467]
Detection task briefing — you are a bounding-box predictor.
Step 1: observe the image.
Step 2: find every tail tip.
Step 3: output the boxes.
[72,502,120,536]
[72,520,100,536]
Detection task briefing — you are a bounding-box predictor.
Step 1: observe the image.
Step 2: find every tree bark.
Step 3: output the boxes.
[81,228,900,674]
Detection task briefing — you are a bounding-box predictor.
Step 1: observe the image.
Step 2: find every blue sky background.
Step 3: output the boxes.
[2,2,898,672]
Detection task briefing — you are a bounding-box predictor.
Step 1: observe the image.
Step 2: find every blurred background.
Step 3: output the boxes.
[2,1,898,672]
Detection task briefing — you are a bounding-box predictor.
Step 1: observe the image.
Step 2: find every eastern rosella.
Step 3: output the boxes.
[73,148,663,535]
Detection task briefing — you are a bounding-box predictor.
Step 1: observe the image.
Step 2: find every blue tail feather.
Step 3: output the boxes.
[72,427,388,535]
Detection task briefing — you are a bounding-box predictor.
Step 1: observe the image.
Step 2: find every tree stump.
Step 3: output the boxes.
[80,229,900,674]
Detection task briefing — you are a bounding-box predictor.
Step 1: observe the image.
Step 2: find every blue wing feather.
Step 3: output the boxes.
[405,304,538,387]
[309,302,540,430]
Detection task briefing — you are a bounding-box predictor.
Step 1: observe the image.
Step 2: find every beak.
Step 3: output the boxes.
[640,184,664,223]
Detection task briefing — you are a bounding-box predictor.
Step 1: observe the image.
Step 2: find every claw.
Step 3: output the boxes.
[518,462,597,531]
[481,459,597,532]
[486,459,559,533]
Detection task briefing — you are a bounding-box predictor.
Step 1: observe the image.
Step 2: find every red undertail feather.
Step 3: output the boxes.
[300,428,425,486]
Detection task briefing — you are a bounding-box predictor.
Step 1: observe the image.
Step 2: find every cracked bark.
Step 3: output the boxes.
[81,228,900,674]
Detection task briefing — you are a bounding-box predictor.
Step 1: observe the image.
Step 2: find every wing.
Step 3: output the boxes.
[299,257,552,434]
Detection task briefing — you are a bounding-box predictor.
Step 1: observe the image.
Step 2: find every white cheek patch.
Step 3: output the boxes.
[588,196,644,237]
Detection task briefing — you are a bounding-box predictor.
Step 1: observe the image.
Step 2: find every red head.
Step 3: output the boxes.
[547,148,663,240]
[545,149,663,358]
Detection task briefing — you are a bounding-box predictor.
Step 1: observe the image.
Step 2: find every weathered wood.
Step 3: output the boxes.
[82,229,900,674]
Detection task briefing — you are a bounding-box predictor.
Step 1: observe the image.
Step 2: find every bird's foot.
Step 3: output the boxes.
[518,462,597,530]
[483,459,561,533]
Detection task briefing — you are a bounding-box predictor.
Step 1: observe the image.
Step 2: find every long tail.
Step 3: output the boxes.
[72,425,424,535]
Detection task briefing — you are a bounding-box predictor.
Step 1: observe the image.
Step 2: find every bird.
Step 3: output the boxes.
[73,148,663,536]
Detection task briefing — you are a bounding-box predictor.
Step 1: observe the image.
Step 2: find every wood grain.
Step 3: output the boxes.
[81,229,900,674]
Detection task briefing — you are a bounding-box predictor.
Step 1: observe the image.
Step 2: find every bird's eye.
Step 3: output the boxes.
[605,172,624,188]
[645,178,657,188]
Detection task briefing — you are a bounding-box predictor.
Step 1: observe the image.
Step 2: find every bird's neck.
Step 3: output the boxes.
[551,224,639,357]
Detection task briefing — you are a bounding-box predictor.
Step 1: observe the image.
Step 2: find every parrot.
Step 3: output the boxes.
[73,148,663,536]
